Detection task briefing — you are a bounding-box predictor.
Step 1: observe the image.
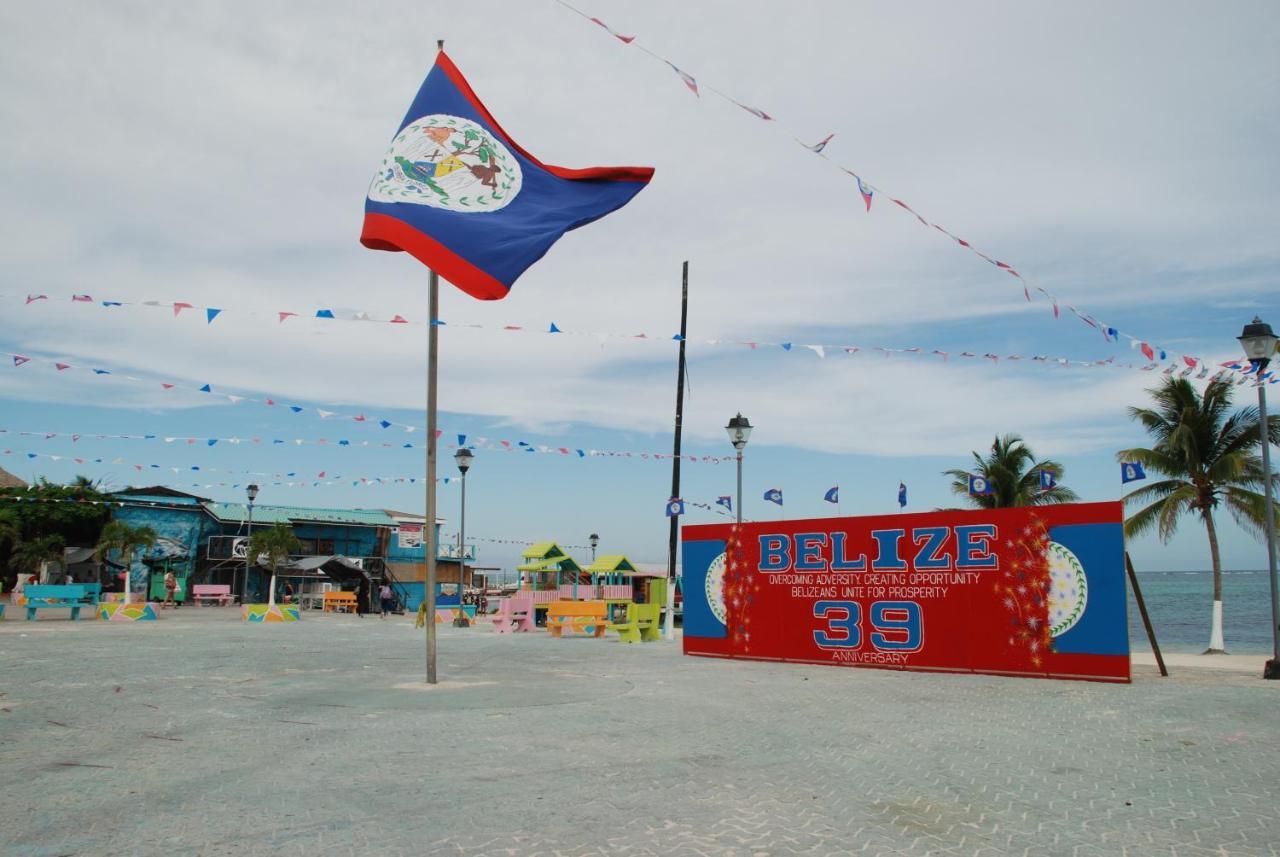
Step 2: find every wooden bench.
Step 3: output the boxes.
[24,585,92,621]
[491,593,535,634]
[322,591,358,613]
[608,602,662,643]
[546,600,609,638]
[191,584,235,606]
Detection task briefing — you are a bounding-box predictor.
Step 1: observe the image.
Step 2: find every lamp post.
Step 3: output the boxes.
[452,448,473,628]
[726,413,753,526]
[1238,316,1280,679]
[243,483,258,605]
[579,533,598,601]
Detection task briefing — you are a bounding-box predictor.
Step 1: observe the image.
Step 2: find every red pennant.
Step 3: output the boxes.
[55,363,70,371]
[277,311,297,323]
[173,302,194,317]
[161,383,174,389]
[390,315,408,323]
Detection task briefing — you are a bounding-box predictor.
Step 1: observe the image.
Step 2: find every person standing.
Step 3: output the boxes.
[379,581,393,618]
[162,570,177,609]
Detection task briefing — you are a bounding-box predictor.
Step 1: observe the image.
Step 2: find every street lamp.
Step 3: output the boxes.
[452,447,473,628]
[589,533,599,563]
[1238,316,1279,679]
[725,413,752,526]
[243,483,259,605]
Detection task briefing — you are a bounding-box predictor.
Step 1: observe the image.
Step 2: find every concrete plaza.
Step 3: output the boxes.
[1,608,1276,856]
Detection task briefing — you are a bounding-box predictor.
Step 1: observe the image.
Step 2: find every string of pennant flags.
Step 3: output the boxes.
[0,355,741,461]
[6,320,1273,392]
[0,446,460,489]
[0,427,733,462]
[551,0,1264,384]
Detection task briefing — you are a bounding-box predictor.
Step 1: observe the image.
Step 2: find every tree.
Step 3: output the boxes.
[248,523,302,607]
[1118,377,1280,653]
[95,521,158,604]
[12,534,66,581]
[944,433,1080,509]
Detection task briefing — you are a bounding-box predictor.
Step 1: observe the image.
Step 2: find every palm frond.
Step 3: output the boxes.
[1222,485,1280,542]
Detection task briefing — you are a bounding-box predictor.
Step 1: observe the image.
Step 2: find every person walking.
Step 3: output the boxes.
[162,570,177,609]
[379,581,393,618]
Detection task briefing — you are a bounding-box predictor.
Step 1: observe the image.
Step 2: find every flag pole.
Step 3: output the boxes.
[424,265,440,683]
[423,38,445,684]
[664,261,689,641]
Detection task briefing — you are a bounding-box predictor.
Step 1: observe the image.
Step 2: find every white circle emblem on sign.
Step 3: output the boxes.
[368,114,522,213]
[705,552,728,626]
[1046,541,1088,637]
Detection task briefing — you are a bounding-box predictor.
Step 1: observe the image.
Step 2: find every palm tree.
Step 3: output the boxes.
[95,521,158,604]
[1118,377,1280,653]
[248,523,302,607]
[944,434,1080,509]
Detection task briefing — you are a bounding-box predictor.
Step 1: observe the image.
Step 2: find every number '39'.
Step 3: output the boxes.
[812,600,923,652]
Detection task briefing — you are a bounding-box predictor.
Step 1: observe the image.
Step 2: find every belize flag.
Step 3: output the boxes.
[1121,461,1147,484]
[763,488,783,506]
[967,474,993,495]
[361,50,654,300]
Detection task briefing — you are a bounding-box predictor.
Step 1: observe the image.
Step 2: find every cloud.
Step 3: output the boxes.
[1,0,1277,466]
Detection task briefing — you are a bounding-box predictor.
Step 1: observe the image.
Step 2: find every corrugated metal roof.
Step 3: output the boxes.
[203,502,396,527]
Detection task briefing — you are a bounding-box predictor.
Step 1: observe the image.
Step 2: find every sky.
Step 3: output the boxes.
[1,0,1278,576]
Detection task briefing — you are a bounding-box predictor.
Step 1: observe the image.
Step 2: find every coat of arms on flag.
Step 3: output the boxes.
[968,474,993,495]
[1121,462,1147,484]
[362,51,654,300]
[1039,469,1057,490]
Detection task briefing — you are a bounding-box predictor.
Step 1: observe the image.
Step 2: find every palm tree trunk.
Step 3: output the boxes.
[267,570,277,608]
[1204,508,1226,653]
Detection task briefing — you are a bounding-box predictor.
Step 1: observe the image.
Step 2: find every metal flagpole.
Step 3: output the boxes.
[664,261,689,641]
[424,265,441,683]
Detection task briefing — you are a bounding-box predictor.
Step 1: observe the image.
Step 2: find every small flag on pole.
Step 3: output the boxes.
[1121,462,1147,484]
[823,486,839,504]
[763,488,783,506]
[715,495,732,512]
[1039,469,1057,490]
[665,497,686,517]
[898,482,908,508]
[968,474,993,495]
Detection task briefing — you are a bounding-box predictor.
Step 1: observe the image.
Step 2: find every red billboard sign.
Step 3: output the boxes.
[681,502,1129,682]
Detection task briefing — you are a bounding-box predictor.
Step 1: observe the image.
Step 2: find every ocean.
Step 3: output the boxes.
[1129,570,1275,653]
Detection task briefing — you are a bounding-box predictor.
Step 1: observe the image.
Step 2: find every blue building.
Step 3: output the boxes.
[105,489,475,610]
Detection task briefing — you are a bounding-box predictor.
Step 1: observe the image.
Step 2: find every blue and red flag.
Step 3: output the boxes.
[361,51,654,300]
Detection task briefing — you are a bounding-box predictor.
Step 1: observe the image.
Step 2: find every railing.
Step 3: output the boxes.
[436,543,476,561]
